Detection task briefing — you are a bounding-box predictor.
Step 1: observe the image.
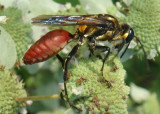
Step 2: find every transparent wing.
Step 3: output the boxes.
[32,15,112,26]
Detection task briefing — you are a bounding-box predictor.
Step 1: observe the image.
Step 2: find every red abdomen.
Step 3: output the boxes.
[23,29,72,65]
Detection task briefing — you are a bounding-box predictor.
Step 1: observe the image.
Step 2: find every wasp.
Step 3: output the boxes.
[23,14,146,111]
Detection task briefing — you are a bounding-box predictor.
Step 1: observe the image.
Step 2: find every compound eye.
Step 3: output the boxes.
[126,28,134,43]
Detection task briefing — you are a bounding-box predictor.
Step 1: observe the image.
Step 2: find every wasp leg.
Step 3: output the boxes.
[56,55,65,101]
[94,46,112,87]
[60,92,64,100]
[63,43,82,112]
[56,54,64,67]
[89,46,94,57]
[120,43,130,58]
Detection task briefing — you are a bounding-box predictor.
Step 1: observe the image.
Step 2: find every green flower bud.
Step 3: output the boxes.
[64,55,130,114]
[0,67,27,114]
[0,6,32,62]
[121,0,160,58]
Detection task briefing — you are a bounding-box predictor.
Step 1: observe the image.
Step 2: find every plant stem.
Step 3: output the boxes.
[15,94,60,101]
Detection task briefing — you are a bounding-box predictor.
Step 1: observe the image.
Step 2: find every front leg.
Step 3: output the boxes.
[92,45,111,87]
[95,46,110,76]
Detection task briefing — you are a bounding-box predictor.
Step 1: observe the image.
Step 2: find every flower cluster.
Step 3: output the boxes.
[64,55,129,113]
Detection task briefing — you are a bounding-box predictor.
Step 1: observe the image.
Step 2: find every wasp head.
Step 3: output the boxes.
[126,27,134,43]
[111,23,134,52]
[121,23,134,43]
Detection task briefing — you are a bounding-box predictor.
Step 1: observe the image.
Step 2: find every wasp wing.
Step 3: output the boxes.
[32,15,111,26]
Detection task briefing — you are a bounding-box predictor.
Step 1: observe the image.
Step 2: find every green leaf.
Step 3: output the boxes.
[0,0,30,15]
[79,0,115,14]
[0,7,32,63]
[28,0,60,16]
[0,0,15,7]
[0,26,17,69]
[142,94,160,114]
[54,0,80,6]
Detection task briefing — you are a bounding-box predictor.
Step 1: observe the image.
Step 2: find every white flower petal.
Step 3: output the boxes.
[130,83,150,103]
